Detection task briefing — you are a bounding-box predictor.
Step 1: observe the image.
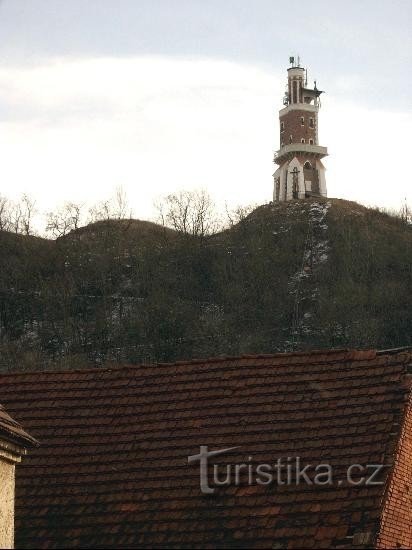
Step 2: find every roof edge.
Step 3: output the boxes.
[377,346,412,355]
[0,406,39,450]
[0,347,411,379]
[376,390,412,547]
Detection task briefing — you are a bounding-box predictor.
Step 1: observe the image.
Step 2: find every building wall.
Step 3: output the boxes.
[286,157,305,199]
[376,396,412,549]
[0,458,16,549]
[316,160,327,197]
[273,156,326,201]
[272,167,280,202]
[279,163,287,201]
[280,109,317,145]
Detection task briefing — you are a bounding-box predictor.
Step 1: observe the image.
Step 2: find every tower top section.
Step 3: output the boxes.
[283,57,323,108]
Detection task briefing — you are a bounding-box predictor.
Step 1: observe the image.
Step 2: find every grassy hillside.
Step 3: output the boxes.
[0,198,411,371]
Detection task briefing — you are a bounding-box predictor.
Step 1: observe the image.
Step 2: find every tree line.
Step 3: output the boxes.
[0,187,257,239]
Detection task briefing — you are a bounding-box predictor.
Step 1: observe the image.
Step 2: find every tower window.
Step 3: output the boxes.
[280,122,284,132]
[304,161,312,169]
[301,139,305,144]
[289,135,293,144]
[309,118,314,129]
[300,116,304,126]
[309,139,314,145]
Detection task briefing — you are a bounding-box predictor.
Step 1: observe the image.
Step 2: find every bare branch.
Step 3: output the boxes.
[155,189,219,237]
[0,195,11,232]
[46,202,85,238]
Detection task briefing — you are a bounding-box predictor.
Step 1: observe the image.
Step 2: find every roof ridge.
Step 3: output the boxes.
[2,348,410,379]
[0,348,369,377]
[377,346,412,355]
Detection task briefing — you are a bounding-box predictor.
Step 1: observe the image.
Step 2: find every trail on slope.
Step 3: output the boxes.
[288,200,331,343]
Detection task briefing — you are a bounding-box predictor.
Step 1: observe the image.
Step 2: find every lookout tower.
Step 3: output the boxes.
[273,57,328,201]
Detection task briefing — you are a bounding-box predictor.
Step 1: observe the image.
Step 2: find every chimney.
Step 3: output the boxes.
[0,405,38,549]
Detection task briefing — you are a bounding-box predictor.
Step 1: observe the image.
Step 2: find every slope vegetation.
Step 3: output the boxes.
[0,198,411,371]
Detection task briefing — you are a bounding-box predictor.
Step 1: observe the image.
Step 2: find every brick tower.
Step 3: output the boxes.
[273,57,328,202]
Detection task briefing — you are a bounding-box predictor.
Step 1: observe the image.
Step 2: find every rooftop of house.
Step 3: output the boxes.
[0,404,38,451]
[1,347,411,548]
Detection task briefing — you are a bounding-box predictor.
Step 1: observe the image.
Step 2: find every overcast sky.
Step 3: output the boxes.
[0,0,411,227]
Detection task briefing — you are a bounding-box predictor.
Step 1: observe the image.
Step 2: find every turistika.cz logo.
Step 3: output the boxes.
[187,446,387,495]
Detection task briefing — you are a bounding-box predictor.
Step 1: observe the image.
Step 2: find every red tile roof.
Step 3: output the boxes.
[376,386,412,548]
[0,348,411,549]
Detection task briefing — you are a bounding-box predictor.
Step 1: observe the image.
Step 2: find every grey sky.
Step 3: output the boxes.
[1,0,411,109]
[0,0,410,225]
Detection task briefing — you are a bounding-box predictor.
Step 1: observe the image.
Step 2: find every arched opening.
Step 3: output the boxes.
[303,160,319,196]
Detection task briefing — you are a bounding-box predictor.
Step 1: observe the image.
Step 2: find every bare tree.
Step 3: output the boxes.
[89,186,132,223]
[0,194,37,235]
[20,194,37,236]
[114,186,132,220]
[225,202,256,228]
[400,198,411,225]
[9,201,22,234]
[193,189,219,237]
[46,202,84,238]
[89,199,112,223]
[3,194,37,235]
[0,195,11,232]
[156,189,219,237]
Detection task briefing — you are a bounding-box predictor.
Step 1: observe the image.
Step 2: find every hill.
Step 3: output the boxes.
[0,198,411,371]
